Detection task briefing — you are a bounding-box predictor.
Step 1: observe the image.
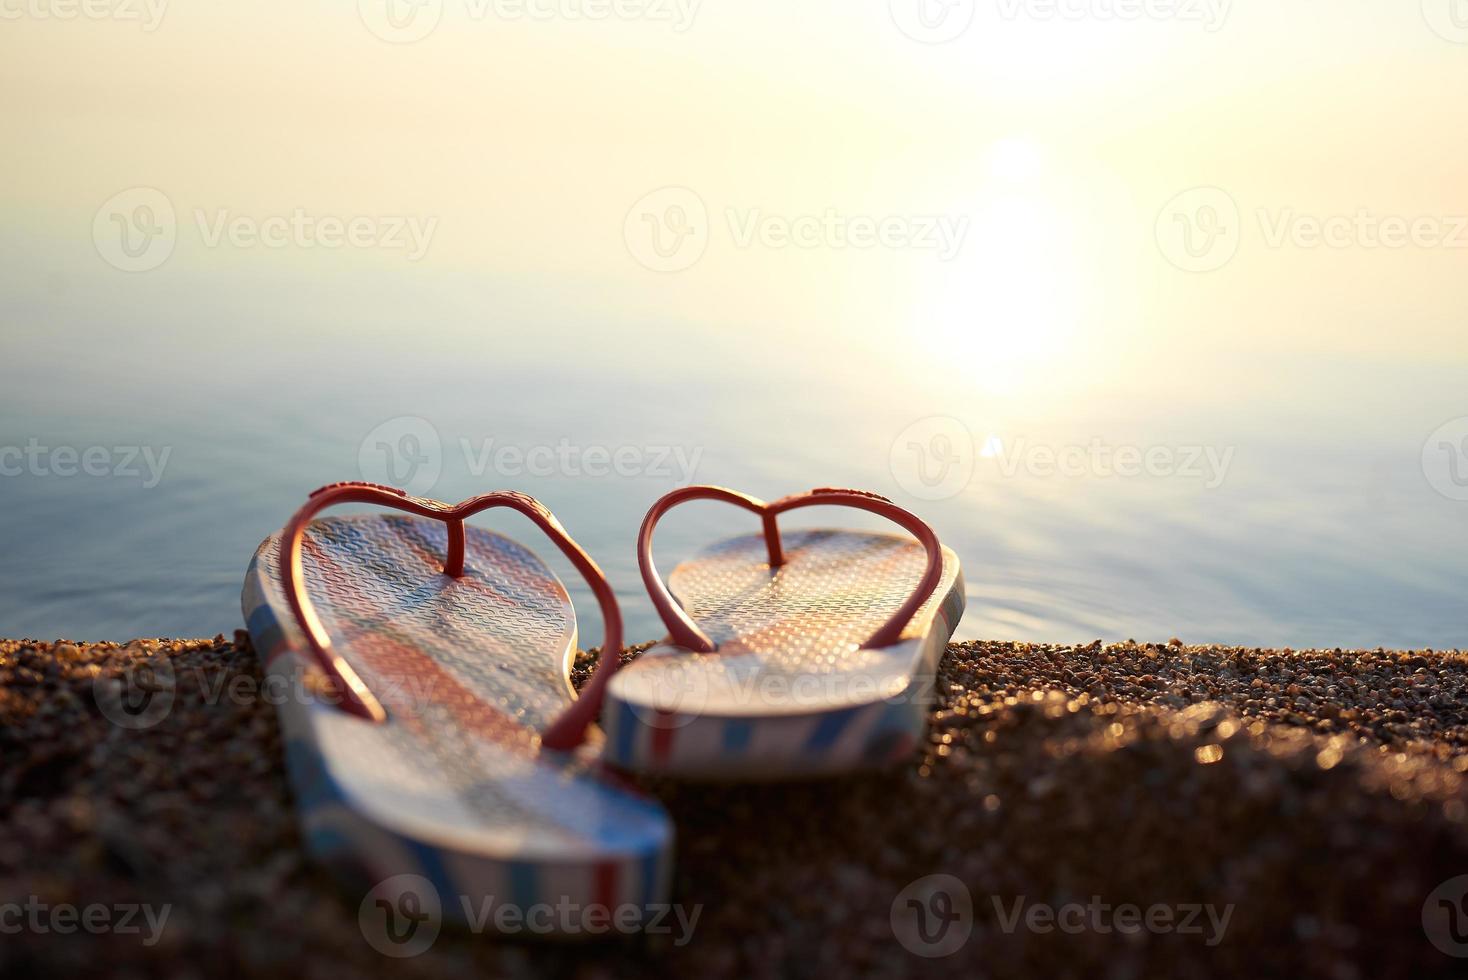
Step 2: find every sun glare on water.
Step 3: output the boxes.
[907,139,1084,395]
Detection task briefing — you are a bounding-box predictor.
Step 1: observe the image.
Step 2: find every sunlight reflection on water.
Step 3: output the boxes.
[0,307,1460,650]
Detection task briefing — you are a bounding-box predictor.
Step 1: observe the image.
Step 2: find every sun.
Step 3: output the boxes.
[909,187,1081,395]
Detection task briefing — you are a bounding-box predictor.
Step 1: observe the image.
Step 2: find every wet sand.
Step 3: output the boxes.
[2,634,1466,978]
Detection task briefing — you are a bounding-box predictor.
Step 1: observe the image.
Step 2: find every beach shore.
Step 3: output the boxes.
[2,634,1466,978]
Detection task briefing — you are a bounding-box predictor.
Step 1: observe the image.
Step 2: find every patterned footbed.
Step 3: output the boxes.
[609,529,963,716]
[243,514,668,861]
[672,529,953,666]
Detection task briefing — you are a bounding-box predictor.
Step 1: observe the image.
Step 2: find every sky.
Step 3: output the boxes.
[6,2,1466,396]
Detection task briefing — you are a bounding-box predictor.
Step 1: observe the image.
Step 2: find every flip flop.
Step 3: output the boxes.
[602,486,965,779]
[240,482,672,935]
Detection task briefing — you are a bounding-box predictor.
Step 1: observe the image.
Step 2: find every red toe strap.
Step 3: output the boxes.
[277,482,621,751]
[636,486,945,653]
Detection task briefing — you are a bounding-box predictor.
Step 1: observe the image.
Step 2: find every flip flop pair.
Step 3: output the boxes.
[242,482,964,935]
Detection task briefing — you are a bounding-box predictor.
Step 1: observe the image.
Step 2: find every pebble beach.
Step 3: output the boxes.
[2,634,1466,978]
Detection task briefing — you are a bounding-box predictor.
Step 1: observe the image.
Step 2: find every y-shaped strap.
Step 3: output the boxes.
[637,486,944,653]
[278,482,620,750]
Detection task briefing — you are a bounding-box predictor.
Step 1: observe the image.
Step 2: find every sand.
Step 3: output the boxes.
[2,633,1467,978]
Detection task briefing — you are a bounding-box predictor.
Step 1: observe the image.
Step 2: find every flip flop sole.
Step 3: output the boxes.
[242,513,672,932]
[603,528,965,779]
